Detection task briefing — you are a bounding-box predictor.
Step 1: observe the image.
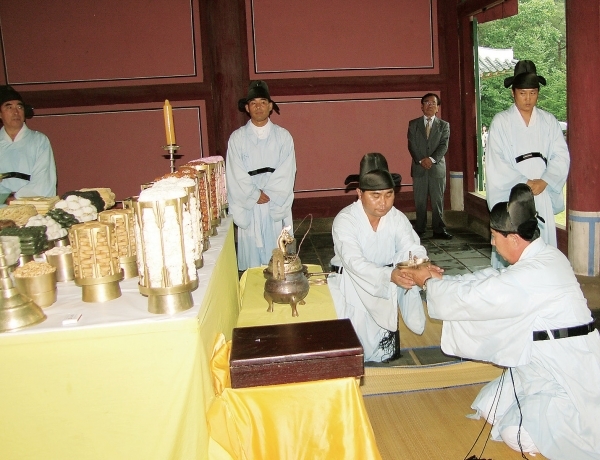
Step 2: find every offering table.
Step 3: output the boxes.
[0,217,240,460]
[236,264,337,327]
[207,266,382,460]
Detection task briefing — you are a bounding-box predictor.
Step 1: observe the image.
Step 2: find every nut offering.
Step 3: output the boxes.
[69,221,123,302]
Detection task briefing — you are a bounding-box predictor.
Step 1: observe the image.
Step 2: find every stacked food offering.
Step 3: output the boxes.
[153,172,204,268]
[133,184,198,314]
[0,158,228,325]
[182,156,227,237]
[98,208,138,279]
[69,221,123,303]
[179,163,212,245]
[184,160,217,232]
[198,156,227,218]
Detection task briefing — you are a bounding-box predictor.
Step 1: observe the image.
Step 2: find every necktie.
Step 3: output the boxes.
[426,118,431,139]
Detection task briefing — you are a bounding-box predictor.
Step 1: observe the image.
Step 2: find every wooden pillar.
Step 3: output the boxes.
[566,0,600,275]
[202,0,249,158]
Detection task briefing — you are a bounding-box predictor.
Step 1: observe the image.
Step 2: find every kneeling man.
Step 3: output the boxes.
[328,153,440,362]
[405,183,600,459]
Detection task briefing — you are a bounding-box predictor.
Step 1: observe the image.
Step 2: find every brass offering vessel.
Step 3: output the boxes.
[395,252,430,295]
[0,241,46,332]
[263,227,309,317]
[395,251,430,269]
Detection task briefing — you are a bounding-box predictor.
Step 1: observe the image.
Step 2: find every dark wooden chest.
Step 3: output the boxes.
[230,318,364,389]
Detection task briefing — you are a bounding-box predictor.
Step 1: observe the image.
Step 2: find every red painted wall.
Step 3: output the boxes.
[27,102,208,200]
[0,0,453,217]
[247,0,438,78]
[0,0,201,86]
[275,93,443,199]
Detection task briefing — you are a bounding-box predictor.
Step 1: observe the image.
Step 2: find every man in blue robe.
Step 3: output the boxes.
[0,86,57,206]
[225,81,296,271]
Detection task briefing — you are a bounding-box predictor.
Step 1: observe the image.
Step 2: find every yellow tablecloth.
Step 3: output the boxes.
[207,336,381,460]
[0,218,240,460]
[207,265,382,459]
[236,264,337,327]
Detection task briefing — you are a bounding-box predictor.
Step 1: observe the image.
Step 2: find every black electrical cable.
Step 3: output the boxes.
[508,368,529,459]
[463,369,507,460]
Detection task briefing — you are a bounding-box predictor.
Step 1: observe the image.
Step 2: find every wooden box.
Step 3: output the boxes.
[230,319,364,389]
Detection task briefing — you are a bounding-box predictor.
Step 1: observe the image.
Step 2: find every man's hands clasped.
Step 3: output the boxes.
[257,190,270,204]
[392,264,444,290]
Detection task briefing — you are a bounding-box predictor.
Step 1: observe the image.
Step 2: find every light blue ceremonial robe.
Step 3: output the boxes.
[0,124,57,205]
[426,238,600,459]
[328,201,427,362]
[485,105,569,267]
[225,119,296,271]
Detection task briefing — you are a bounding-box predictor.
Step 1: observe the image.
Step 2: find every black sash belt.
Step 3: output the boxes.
[515,152,547,166]
[533,322,595,341]
[247,167,275,176]
[331,263,393,274]
[0,172,31,181]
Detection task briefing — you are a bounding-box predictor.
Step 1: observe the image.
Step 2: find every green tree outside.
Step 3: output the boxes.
[478,0,566,128]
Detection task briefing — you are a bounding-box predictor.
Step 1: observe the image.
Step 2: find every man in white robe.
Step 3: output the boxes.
[328,153,440,362]
[0,86,56,206]
[485,60,569,268]
[405,184,600,459]
[226,81,296,271]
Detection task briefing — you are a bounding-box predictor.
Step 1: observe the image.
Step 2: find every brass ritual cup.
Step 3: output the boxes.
[14,271,57,308]
[46,252,75,282]
[48,235,70,249]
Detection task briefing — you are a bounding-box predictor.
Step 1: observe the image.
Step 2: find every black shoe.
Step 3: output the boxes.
[432,230,453,240]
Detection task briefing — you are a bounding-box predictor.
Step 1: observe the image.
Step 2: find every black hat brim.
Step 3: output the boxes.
[505,72,547,89]
[344,171,401,191]
[238,98,280,115]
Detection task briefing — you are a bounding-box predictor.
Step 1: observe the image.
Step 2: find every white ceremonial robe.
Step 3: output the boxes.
[426,238,600,459]
[0,124,57,205]
[328,200,427,362]
[225,119,296,271]
[485,105,569,267]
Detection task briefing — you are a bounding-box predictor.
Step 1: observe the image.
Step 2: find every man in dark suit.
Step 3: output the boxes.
[407,93,451,239]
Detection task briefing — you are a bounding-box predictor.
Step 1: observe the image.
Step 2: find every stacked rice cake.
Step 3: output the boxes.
[10,196,59,215]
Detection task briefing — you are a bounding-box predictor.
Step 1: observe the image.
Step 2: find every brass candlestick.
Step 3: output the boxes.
[162,144,182,173]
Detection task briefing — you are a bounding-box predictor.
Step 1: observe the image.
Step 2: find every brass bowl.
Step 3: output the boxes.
[14,271,58,308]
[396,257,430,269]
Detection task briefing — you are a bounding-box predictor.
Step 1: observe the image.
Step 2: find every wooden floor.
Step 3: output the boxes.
[364,385,548,460]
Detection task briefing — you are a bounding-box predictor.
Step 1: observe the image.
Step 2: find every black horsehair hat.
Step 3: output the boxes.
[237,80,280,115]
[344,152,402,191]
[0,85,34,119]
[504,60,547,89]
[489,183,544,241]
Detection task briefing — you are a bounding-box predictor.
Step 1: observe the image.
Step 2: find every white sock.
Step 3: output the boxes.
[500,425,540,455]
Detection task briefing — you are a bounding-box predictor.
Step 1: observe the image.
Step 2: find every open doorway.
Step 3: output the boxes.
[473,0,567,225]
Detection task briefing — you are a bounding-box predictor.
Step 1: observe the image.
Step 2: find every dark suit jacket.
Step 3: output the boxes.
[407,116,450,179]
